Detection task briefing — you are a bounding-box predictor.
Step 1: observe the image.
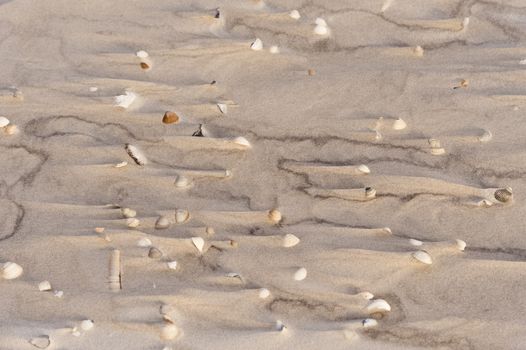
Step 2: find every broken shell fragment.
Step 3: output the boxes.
[148,247,163,259]
[259,288,270,299]
[275,320,287,332]
[251,38,263,51]
[162,111,180,124]
[0,116,9,127]
[289,10,300,19]
[392,118,407,130]
[191,237,205,253]
[125,143,148,165]
[167,261,178,270]
[114,161,128,168]
[38,280,52,291]
[140,61,150,70]
[232,136,251,148]
[294,267,307,281]
[174,174,192,188]
[114,90,137,109]
[2,262,23,280]
[217,103,227,114]
[269,46,280,54]
[175,209,190,224]
[357,291,374,300]
[268,209,282,224]
[365,187,376,199]
[29,336,51,349]
[366,299,391,314]
[362,318,378,328]
[358,164,370,174]
[409,238,423,246]
[456,239,466,251]
[137,238,152,247]
[136,50,149,58]
[478,129,492,142]
[4,124,19,135]
[282,234,300,248]
[126,218,140,228]
[161,324,179,340]
[54,290,64,298]
[413,45,424,57]
[80,320,94,331]
[412,250,433,265]
[314,18,329,35]
[155,216,171,229]
[494,187,513,203]
[121,208,136,218]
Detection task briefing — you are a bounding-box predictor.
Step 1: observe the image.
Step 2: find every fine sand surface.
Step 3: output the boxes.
[1,0,526,349]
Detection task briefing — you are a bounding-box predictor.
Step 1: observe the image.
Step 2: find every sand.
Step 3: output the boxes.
[1,0,525,349]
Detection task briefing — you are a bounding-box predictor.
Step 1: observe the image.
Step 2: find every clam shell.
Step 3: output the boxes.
[289,10,300,19]
[126,218,140,228]
[121,208,136,218]
[392,118,407,130]
[2,261,23,280]
[456,239,466,251]
[269,46,280,54]
[137,238,152,247]
[80,320,94,331]
[357,164,370,174]
[155,216,171,229]
[167,261,178,270]
[140,61,150,70]
[366,299,391,314]
[125,144,148,165]
[174,174,191,188]
[293,267,307,281]
[114,91,137,109]
[282,234,300,248]
[175,209,190,223]
[136,50,149,58]
[160,324,179,340]
[0,116,10,127]
[259,288,270,299]
[38,280,52,291]
[191,237,205,253]
[250,38,263,51]
[148,247,163,259]
[362,318,378,328]
[412,250,433,265]
[268,209,282,224]
[494,187,513,203]
[409,238,423,246]
[314,24,328,35]
[29,336,50,349]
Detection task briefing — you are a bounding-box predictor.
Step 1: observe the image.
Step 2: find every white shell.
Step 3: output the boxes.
[259,288,270,299]
[71,327,80,336]
[275,320,287,332]
[374,130,382,141]
[409,238,423,246]
[2,262,23,280]
[137,237,152,247]
[269,46,280,54]
[174,174,192,188]
[54,290,64,298]
[191,237,205,253]
[362,318,378,328]
[233,136,251,147]
[0,116,10,128]
[357,291,374,300]
[167,261,178,270]
[293,267,307,281]
[136,50,149,58]
[430,147,446,155]
[80,319,94,331]
[161,324,179,340]
[289,10,300,19]
[268,209,282,223]
[29,335,51,349]
[462,17,470,29]
[456,239,466,251]
[121,208,136,218]
[114,161,128,168]
[175,209,190,223]
[251,38,263,51]
[314,24,328,35]
[412,250,433,265]
[89,86,98,92]
[357,164,370,174]
[392,118,407,130]
[38,280,52,291]
[126,218,140,228]
[478,129,492,142]
[125,144,148,165]
[315,18,327,26]
[382,227,392,234]
[282,234,300,248]
[413,46,424,57]
[114,91,137,109]
[366,299,391,314]
[155,216,170,229]
[217,103,228,114]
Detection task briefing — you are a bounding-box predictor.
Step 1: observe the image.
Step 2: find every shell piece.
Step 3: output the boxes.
[409,238,423,246]
[520,59,526,65]
[89,86,98,92]
[381,0,394,12]
[413,45,424,57]
[38,280,52,291]
[251,38,263,51]
[365,187,376,199]
[275,320,287,332]
[4,124,19,135]
[289,10,300,19]
[136,50,149,58]
[121,208,136,218]
[191,237,205,253]
[125,144,148,165]
[161,324,179,340]
[293,267,307,281]
[282,234,300,248]
[175,209,190,224]
[167,261,178,270]
[174,174,192,188]
[233,136,251,147]
[217,103,228,114]
[148,247,163,259]
[80,320,94,331]
[269,46,280,54]
[29,336,51,349]
[428,138,441,148]
[0,116,10,127]
[137,238,152,247]
[162,111,180,124]
[140,61,151,70]
[315,18,327,26]
[392,118,407,130]
[126,218,140,228]
[357,164,370,174]
[462,17,470,29]
[259,288,270,299]
[456,239,466,251]
[366,299,391,314]
[2,262,23,280]
[54,290,64,298]
[155,216,171,229]
[412,250,433,265]
[268,209,282,224]
[357,291,374,300]
[314,24,328,35]
[114,161,128,168]
[362,318,378,328]
[94,227,105,234]
[494,187,513,203]
[114,91,137,109]
[382,227,392,234]
[478,129,492,142]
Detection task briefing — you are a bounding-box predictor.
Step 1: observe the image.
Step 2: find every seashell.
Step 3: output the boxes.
[455,239,466,251]
[71,327,81,336]
[294,267,307,281]
[121,208,136,218]
[162,111,180,124]
[2,261,23,280]
[0,116,10,127]
[409,238,423,246]
[140,61,150,70]
[148,247,163,259]
[412,250,432,265]
[289,10,300,19]
[175,209,190,224]
[80,319,94,331]
[382,227,392,234]
[392,118,407,130]
[126,218,140,228]
[54,290,64,298]
[308,69,316,76]
[494,187,513,203]
[230,239,239,248]
[174,174,192,188]
[413,46,424,57]
[478,129,492,142]
[155,216,171,229]
[160,324,179,340]
[225,169,233,177]
[4,124,19,135]
[374,130,382,141]
[191,237,205,253]
[233,136,251,148]
[217,103,227,114]
[366,299,391,314]
[214,8,220,19]
[315,18,327,27]
[94,227,105,234]
[250,38,263,51]
[314,23,328,35]
[268,209,282,224]
[429,145,445,155]
[206,226,215,236]
[38,280,52,291]
[259,288,270,299]
[462,17,470,29]
[136,50,149,58]
[137,238,152,247]
[275,320,287,332]
[282,234,300,248]
[357,291,374,300]
[362,318,378,328]
[381,0,394,12]
[89,86,98,92]
[109,249,121,292]
[114,90,137,109]
[125,144,148,165]
[167,261,178,270]
[114,161,128,168]
[29,335,51,349]
[357,164,370,174]
[269,46,280,54]
[365,187,376,199]
[226,272,243,281]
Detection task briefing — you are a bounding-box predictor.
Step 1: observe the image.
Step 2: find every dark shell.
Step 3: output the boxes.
[148,247,163,259]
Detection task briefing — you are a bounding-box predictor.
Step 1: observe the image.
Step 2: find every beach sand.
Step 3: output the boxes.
[1,0,526,349]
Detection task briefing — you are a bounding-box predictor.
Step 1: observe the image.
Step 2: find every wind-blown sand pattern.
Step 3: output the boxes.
[1,0,526,349]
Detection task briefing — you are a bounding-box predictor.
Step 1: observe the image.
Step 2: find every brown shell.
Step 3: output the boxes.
[162,111,180,124]
[140,62,150,70]
[494,188,513,203]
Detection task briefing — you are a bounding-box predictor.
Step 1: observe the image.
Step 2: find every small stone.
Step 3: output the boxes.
[162,111,180,124]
